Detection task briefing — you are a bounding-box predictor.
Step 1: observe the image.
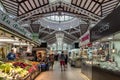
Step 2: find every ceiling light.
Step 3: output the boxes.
[0,39,19,42]
[9,15,16,18]
[21,24,29,27]
[47,26,49,28]
[13,43,29,46]
[108,37,113,40]
[59,28,61,31]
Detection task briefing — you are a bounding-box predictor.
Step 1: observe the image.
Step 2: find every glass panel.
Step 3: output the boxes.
[56,16,59,21]
[45,15,74,22]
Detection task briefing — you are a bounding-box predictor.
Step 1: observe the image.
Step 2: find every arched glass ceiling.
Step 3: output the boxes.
[45,15,74,22]
[34,13,87,31]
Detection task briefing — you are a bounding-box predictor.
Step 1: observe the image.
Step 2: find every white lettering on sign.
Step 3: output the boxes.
[0,11,32,39]
[98,23,110,33]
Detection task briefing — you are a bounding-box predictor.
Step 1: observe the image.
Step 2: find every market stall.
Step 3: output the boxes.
[81,5,120,80]
[0,60,40,80]
[0,9,41,80]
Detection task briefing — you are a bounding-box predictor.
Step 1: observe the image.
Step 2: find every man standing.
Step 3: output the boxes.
[7,50,16,61]
[59,51,65,71]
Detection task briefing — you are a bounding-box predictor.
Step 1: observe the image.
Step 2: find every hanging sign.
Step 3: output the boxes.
[32,33,39,40]
[90,5,120,42]
[80,30,90,46]
[0,10,32,39]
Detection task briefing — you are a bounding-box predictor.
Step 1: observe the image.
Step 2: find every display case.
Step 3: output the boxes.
[81,56,120,80]
[81,41,120,80]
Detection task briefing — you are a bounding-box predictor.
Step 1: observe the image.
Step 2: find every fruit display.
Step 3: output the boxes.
[0,62,14,80]
[0,72,13,80]
[13,62,30,68]
[31,61,39,66]
[12,67,29,78]
[0,60,39,80]
[0,63,13,73]
[0,61,4,65]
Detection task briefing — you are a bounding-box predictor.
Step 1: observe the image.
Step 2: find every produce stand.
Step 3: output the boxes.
[22,74,31,80]
[22,70,40,80]
[30,70,40,80]
[0,60,41,80]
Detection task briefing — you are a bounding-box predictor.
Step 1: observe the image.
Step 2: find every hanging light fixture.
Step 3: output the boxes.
[57,2,63,23]
[112,34,115,53]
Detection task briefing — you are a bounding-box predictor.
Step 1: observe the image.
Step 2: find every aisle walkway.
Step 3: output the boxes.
[35,62,89,80]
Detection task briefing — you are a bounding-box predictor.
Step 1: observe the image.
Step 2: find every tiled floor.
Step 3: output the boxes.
[35,62,88,80]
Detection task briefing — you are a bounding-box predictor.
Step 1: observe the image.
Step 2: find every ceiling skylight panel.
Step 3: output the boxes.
[102,0,118,7]
[80,0,86,7]
[18,11,22,15]
[35,0,40,7]
[77,0,82,6]
[29,0,36,8]
[44,0,48,4]
[4,0,18,5]
[84,0,92,9]
[88,1,96,10]
[2,1,17,8]
[25,1,32,10]
[19,5,25,13]
[91,3,99,12]
[95,7,101,14]
[21,3,28,11]
[72,0,78,4]
[39,0,44,6]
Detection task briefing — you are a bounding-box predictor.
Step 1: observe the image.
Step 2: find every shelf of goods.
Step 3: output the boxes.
[0,60,40,80]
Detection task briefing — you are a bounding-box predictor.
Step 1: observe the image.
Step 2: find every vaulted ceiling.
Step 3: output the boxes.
[0,0,119,44]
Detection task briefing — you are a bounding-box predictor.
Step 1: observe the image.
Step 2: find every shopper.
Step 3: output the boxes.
[38,54,49,71]
[37,52,42,62]
[59,51,66,71]
[65,54,68,68]
[7,49,16,61]
[42,54,50,70]
[16,52,21,60]
[49,54,54,70]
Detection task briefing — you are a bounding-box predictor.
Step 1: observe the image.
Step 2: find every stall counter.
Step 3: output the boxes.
[81,61,120,80]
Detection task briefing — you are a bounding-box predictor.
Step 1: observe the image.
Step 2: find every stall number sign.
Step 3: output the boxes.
[0,11,32,39]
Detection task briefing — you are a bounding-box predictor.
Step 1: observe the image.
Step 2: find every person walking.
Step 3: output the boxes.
[59,51,66,71]
[49,54,54,70]
[65,54,68,68]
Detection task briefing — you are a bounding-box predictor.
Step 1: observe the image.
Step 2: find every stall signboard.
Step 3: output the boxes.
[90,5,120,42]
[32,33,39,40]
[80,30,90,46]
[0,10,32,39]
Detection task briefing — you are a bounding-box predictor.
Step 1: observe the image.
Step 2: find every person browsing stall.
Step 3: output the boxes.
[7,50,16,61]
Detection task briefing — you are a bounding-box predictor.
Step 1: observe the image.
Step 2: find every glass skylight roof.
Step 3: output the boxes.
[49,0,71,3]
[45,15,74,22]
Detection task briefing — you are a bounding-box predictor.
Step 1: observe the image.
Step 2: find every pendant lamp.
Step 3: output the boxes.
[112,35,115,53]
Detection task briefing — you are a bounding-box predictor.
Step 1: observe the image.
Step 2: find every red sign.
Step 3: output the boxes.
[81,34,90,42]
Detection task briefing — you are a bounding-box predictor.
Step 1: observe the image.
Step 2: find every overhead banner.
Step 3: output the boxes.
[80,30,90,46]
[0,10,32,39]
[90,5,120,42]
